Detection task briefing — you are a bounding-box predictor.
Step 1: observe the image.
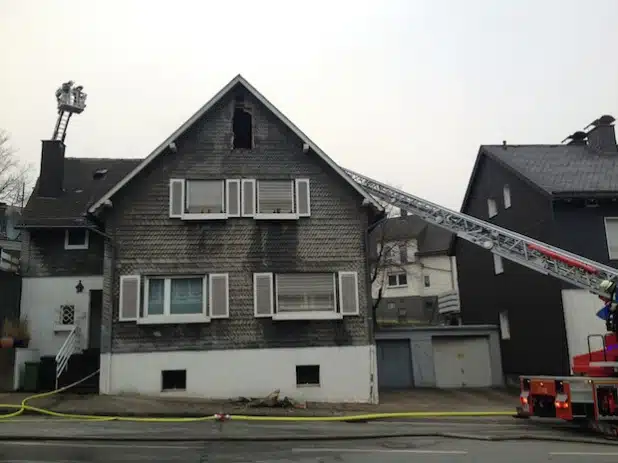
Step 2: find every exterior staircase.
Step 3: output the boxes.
[37,324,100,394]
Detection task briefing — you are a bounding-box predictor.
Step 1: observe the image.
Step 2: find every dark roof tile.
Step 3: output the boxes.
[20,158,141,227]
[484,144,618,193]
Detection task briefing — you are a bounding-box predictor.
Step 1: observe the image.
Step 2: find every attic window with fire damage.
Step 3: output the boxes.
[232,95,253,150]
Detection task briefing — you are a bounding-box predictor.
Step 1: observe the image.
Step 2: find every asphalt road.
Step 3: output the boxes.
[1,438,618,462]
[0,416,603,441]
[0,417,617,462]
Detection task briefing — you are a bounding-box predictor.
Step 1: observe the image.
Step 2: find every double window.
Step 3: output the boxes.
[387,273,407,287]
[119,274,229,324]
[169,178,310,220]
[253,271,360,321]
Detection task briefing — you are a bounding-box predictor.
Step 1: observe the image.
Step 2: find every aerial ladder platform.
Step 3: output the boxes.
[53,80,87,143]
[345,168,618,435]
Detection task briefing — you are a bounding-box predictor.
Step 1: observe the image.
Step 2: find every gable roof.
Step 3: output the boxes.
[484,144,618,194]
[372,214,453,256]
[451,141,618,254]
[19,158,141,228]
[88,74,382,213]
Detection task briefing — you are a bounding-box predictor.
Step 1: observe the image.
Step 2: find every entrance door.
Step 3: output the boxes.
[88,290,103,350]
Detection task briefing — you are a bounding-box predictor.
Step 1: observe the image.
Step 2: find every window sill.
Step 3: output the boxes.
[272,312,343,321]
[387,284,408,289]
[296,383,321,388]
[53,324,75,332]
[65,245,88,250]
[181,213,227,220]
[254,213,298,220]
[137,314,211,325]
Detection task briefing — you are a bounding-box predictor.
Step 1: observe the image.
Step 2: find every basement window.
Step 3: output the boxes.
[64,229,89,250]
[233,107,253,149]
[161,369,186,391]
[296,365,320,387]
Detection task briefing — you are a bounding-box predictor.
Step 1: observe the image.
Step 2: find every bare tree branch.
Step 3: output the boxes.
[0,130,34,207]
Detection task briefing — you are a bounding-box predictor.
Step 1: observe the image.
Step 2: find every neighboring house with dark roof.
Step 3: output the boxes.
[371,210,459,327]
[17,74,384,402]
[454,114,618,383]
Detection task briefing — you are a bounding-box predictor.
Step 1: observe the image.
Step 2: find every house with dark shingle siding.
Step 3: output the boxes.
[18,75,385,402]
[454,115,618,382]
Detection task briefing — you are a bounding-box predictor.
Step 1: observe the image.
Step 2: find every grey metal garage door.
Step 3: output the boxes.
[377,339,414,389]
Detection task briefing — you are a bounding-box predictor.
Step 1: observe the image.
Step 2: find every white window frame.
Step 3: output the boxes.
[604,217,618,260]
[273,273,340,320]
[493,254,504,275]
[387,272,407,288]
[64,229,89,250]
[499,311,510,340]
[503,185,511,209]
[241,179,256,217]
[182,179,227,220]
[139,275,210,325]
[255,179,297,220]
[487,198,498,218]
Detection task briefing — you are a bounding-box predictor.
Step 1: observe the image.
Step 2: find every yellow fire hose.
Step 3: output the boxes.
[0,370,515,422]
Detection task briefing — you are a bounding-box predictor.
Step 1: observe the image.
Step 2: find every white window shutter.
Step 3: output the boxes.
[241,179,256,217]
[226,179,241,217]
[295,178,311,217]
[169,179,185,218]
[119,275,140,321]
[253,273,274,317]
[209,273,229,318]
[338,271,359,316]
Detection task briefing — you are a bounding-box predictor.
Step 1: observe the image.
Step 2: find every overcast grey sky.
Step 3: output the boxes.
[1,0,617,209]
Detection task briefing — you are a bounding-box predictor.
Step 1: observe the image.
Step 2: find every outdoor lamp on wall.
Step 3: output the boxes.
[75,280,84,293]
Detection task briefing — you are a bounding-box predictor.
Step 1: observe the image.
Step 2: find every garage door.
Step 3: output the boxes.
[376,339,414,389]
[432,336,492,388]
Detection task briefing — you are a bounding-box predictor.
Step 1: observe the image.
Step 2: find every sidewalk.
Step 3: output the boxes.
[0,388,519,417]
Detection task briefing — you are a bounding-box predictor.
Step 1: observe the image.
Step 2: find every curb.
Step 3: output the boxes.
[0,432,616,445]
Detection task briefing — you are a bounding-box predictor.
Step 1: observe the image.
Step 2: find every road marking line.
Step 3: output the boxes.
[293,448,468,455]
[0,441,202,450]
[549,452,618,456]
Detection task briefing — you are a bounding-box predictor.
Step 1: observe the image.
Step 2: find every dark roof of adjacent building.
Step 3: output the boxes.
[19,158,142,228]
[372,214,453,256]
[482,144,618,194]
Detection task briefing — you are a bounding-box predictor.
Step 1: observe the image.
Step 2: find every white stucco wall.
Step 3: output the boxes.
[100,345,377,404]
[20,276,103,357]
[561,289,608,372]
[372,245,457,299]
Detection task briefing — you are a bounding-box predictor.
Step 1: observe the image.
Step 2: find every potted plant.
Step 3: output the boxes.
[1,317,30,348]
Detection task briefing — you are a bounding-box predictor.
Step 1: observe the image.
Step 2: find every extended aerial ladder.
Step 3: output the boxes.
[345,168,618,430]
[52,80,87,143]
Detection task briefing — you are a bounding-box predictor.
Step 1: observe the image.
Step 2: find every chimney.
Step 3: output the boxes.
[586,115,617,153]
[400,209,408,217]
[38,140,66,198]
[564,131,587,146]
